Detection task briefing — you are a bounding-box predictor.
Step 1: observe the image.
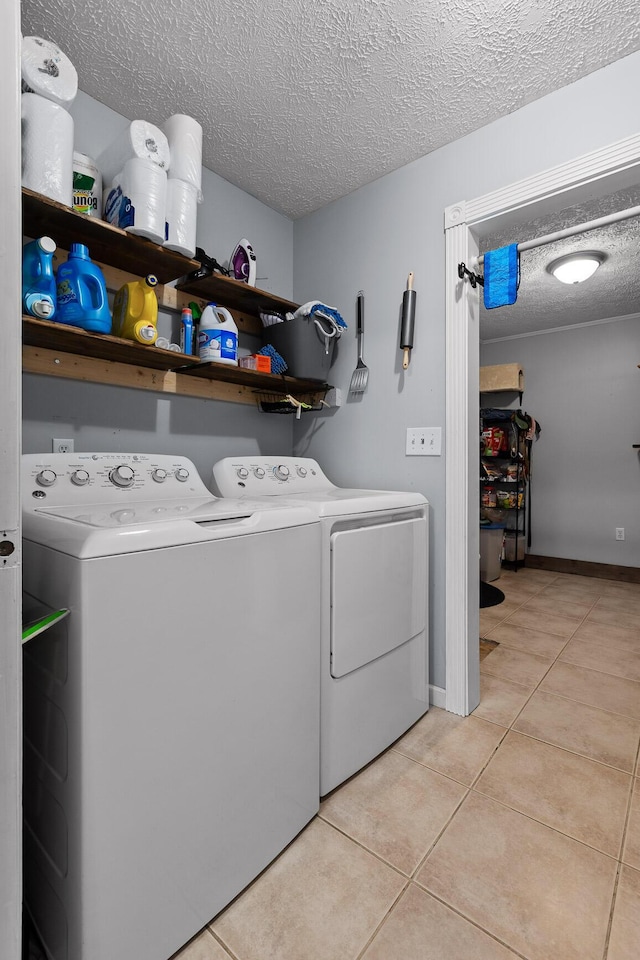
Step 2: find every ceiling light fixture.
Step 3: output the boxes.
[547,251,605,284]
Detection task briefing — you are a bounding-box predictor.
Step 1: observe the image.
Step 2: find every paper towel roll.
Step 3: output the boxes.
[162,114,203,195]
[164,179,198,258]
[73,152,102,218]
[21,36,78,108]
[104,157,166,243]
[98,121,170,187]
[21,93,74,206]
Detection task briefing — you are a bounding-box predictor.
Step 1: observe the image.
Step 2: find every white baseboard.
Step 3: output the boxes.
[429,684,446,709]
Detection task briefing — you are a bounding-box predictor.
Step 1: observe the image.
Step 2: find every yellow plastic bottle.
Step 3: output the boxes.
[112,274,159,344]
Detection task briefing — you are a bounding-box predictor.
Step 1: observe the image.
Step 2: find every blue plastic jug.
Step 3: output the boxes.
[22,236,57,320]
[56,244,112,333]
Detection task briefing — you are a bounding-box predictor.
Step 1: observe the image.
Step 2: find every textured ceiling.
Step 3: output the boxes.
[479,186,640,339]
[20,0,640,219]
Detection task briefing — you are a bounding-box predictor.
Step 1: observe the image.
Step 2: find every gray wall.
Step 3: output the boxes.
[481,317,640,567]
[23,91,297,475]
[292,51,640,689]
[23,54,640,690]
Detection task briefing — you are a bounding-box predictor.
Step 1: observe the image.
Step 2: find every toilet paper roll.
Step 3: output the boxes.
[21,36,78,109]
[98,121,170,187]
[103,157,166,244]
[163,179,198,258]
[161,114,203,195]
[21,93,74,206]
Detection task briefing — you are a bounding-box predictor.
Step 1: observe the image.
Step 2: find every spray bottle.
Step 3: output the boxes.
[179,307,194,355]
[112,274,159,344]
[198,303,238,365]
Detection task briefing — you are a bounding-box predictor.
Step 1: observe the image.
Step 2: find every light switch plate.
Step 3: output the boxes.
[406,427,441,456]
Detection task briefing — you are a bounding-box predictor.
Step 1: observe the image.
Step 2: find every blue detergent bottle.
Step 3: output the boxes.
[22,236,57,320]
[56,244,112,333]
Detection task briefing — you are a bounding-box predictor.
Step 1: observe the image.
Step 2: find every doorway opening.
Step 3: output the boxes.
[444,132,640,716]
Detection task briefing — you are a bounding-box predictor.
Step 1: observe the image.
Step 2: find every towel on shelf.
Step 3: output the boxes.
[258,344,288,374]
[483,243,519,309]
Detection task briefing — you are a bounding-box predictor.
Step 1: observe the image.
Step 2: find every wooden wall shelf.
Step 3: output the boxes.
[22,188,199,284]
[23,318,328,405]
[177,270,299,317]
[22,188,328,408]
[23,317,192,370]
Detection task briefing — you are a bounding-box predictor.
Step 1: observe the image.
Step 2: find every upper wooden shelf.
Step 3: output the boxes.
[22,188,200,284]
[177,270,299,316]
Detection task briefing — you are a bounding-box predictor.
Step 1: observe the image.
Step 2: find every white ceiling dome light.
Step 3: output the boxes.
[547,251,605,284]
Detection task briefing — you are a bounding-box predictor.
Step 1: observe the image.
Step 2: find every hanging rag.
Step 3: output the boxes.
[483,244,519,309]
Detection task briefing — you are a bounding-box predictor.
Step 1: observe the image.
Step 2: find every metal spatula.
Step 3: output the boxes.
[349,290,369,394]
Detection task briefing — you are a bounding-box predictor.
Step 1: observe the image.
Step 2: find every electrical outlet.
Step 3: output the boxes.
[52,438,74,454]
[616,527,625,541]
[406,427,442,456]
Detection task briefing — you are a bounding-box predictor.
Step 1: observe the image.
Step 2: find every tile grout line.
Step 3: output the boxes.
[477,572,640,960]
[353,880,411,960]
[480,586,612,735]
[466,782,628,863]
[208,927,242,960]
[601,862,623,960]
[405,882,532,960]
[313,814,418,881]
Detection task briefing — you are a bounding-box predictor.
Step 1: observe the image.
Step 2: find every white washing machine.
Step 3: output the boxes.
[212,457,429,795]
[21,452,321,960]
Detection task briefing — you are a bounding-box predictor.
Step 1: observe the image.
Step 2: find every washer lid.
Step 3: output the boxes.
[24,496,319,559]
[33,496,249,528]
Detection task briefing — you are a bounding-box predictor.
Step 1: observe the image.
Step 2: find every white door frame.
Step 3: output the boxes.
[0,1,23,957]
[444,132,640,716]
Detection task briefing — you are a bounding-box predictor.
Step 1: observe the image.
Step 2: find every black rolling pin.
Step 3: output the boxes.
[400,272,416,369]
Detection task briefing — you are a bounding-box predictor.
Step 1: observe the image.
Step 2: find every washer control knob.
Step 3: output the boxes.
[274,464,290,481]
[70,469,90,486]
[236,467,249,480]
[110,464,135,488]
[36,469,57,487]
[253,467,265,479]
[175,467,190,482]
[296,466,307,477]
[151,468,168,483]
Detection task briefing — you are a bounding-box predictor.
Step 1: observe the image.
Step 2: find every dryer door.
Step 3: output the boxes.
[330,515,427,678]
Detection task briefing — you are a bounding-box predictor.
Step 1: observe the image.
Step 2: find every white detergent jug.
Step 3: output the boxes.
[198,303,238,365]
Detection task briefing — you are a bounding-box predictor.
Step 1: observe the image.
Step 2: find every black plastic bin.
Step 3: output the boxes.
[264,316,336,380]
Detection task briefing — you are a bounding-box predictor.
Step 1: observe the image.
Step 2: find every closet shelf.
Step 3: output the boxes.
[177,359,327,393]
[23,317,328,402]
[176,269,299,316]
[23,189,329,407]
[23,316,193,370]
[22,188,200,284]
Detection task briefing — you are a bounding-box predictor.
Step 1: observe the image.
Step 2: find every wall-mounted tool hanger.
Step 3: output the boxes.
[458,262,484,287]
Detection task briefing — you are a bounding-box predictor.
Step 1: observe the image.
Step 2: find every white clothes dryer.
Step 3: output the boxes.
[21,453,321,960]
[212,457,429,795]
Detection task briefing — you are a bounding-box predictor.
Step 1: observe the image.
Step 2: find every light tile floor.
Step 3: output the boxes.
[171,568,640,960]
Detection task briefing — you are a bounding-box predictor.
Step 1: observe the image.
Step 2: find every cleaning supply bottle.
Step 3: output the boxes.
[112,274,159,345]
[188,301,202,355]
[55,244,112,333]
[22,236,57,320]
[198,302,238,365]
[179,307,193,355]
